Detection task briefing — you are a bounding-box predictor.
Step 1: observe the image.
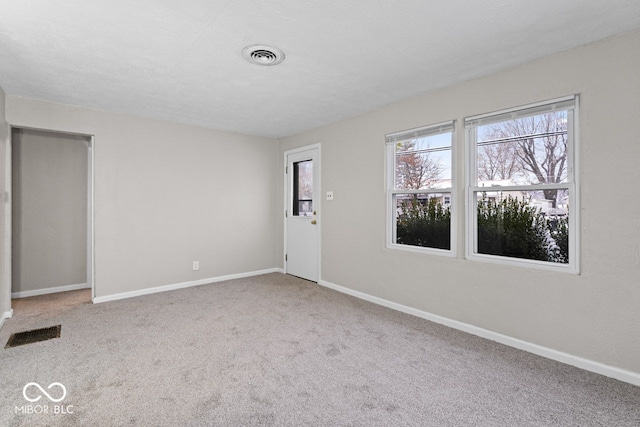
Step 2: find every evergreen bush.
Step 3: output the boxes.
[396,193,568,263]
[477,194,568,263]
[396,197,450,250]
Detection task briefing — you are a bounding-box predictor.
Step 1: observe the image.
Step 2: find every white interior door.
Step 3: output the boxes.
[285,147,319,282]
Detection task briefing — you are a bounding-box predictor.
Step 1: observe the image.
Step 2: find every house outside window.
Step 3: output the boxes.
[465,96,579,272]
[386,121,455,255]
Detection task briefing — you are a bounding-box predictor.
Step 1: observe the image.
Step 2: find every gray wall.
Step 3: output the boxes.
[4,101,280,297]
[279,29,640,374]
[11,128,88,294]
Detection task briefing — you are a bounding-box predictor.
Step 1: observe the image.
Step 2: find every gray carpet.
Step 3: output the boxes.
[1,273,639,426]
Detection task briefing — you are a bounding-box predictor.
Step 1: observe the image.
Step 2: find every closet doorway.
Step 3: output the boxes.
[9,127,94,310]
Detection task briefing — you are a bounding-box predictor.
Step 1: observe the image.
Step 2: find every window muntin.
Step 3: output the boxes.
[386,122,454,253]
[466,96,578,271]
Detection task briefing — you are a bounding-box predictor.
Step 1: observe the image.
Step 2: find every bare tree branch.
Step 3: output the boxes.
[396,141,443,190]
[480,112,567,206]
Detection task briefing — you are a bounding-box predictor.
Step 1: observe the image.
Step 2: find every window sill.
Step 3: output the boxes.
[387,243,456,258]
[466,252,579,274]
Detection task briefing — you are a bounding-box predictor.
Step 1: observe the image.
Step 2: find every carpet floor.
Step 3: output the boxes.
[1,273,639,426]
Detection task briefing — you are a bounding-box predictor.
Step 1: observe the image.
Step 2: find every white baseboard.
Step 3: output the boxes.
[1,309,13,330]
[93,268,283,304]
[318,279,640,387]
[12,283,90,299]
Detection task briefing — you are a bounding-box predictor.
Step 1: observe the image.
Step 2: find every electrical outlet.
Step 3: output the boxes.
[192,261,199,271]
[326,191,334,200]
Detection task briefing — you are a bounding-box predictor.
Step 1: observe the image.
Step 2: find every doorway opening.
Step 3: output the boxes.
[7,127,94,314]
[284,145,320,282]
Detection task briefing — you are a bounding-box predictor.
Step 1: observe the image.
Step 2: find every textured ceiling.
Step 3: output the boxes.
[1,1,639,138]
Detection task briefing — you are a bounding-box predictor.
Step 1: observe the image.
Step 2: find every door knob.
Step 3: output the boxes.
[311,220,317,225]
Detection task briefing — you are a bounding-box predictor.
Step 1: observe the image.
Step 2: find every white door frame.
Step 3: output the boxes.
[283,143,321,282]
[2,126,95,310]
[87,135,95,300]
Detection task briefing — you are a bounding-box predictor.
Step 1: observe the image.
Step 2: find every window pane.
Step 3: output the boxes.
[395,132,452,190]
[476,191,569,263]
[395,193,451,250]
[293,160,313,216]
[477,111,568,186]
[297,200,313,216]
[296,161,313,199]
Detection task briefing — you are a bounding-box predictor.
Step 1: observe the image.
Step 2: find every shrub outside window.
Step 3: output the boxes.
[465,96,579,272]
[386,121,455,254]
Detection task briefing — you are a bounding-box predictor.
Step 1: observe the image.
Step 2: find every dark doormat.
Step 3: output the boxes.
[5,325,61,349]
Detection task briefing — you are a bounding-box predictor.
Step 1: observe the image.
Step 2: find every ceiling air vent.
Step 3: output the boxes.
[242,45,285,66]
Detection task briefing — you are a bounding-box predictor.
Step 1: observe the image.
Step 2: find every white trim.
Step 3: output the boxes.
[2,131,11,319]
[385,120,455,143]
[88,136,95,301]
[12,283,90,299]
[471,183,571,192]
[386,242,456,258]
[464,95,576,127]
[317,278,640,387]
[93,268,283,304]
[283,143,321,156]
[570,96,581,274]
[0,309,13,330]
[465,251,576,273]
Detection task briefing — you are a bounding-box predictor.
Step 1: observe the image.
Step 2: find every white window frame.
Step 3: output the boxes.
[465,96,580,273]
[385,120,456,256]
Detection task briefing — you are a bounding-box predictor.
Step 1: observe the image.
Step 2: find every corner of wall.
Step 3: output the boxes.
[274,137,285,270]
[0,84,10,324]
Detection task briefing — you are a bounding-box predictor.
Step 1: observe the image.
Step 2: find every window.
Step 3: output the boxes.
[465,96,579,272]
[386,121,455,254]
[292,160,313,216]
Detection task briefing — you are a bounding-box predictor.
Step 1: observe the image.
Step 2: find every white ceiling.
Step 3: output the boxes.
[1,1,639,138]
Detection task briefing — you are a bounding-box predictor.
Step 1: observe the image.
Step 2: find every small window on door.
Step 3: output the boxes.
[293,160,313,216]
